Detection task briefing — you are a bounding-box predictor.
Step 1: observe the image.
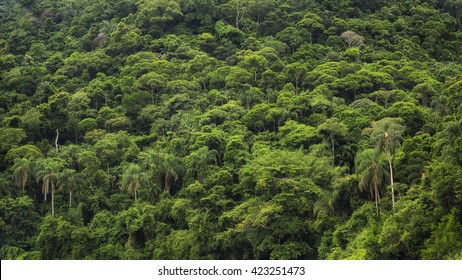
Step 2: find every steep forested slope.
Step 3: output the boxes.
[1,0,462,260]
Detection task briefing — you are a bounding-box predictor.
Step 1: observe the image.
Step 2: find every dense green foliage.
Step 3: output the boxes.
[1,0,462,260]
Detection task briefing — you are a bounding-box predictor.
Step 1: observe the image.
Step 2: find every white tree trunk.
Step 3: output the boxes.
[55,129,59,153]
[51,182,55,216]
[388,151,395,207]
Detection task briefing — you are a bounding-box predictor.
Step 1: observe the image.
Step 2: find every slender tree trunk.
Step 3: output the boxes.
[69,190,72,208]
[55,129,59,153]
[134,186,137,202]
[235,2,242,29]
[374,182,379,217]
[164,175,170,193]
[51,182,55,216]
[387,152,395,207]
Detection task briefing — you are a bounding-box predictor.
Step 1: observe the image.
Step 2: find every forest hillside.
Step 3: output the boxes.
[1,0,462,260]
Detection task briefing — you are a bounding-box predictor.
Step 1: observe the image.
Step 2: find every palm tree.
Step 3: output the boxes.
[121,163,148,202]
[59,144,81,171]
[370,117,404,207]
[355,149,388,217]
[11,157,32,195]
[99,20,116,37]
[35,158,64,216]
[162,154,184,194]
[314,187,345,229]
[58,168,77,207]
[139,149,163,176]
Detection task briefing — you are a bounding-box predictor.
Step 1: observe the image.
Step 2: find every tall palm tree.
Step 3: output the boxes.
[162,154,184,194]
[35,158,64,216]
[121,163,148,202]
[370,117,404,207]
[11,157,32,195]
[58,168,77,207]
[59,144,81,171]
[314,187,345,229]
[355,149,388,217]
[99,20,116,37]
[139,149,163,176]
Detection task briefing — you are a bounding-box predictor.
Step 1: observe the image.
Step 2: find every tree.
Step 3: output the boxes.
[224,136,250,169]
[34,158,64,216]
[438,118,462,166]
[422,208,462,259]
[0,196,40,252]
[5,145,43,163]
[278,120,319,149]
[297,13,325,44]
[184,147,217,184]
[161,154,184,194]
[11,158,32,195]
[238,53,268,82]
[370,118,404,207]
[318,118,348,166]
[276,27,304,53]
[379,199,433,259]
[139,151,184,194]
[121,163,148,202]
[58,168,78,207]
[383,102,429,135]
[136,72,167,105]
[225,66,253,89]
[0,128,26,153]
[285,62,307,94]
[136,0,183,35]
[355,149,388,217]
[340,31,364,48]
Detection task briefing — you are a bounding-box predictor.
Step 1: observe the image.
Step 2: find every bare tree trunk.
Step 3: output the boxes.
[69,190,72,208]
[388,152,395,208]
[235,2,241,29]
[164,176,170,193]
[51,182,55,216]
[55,129,59,153]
